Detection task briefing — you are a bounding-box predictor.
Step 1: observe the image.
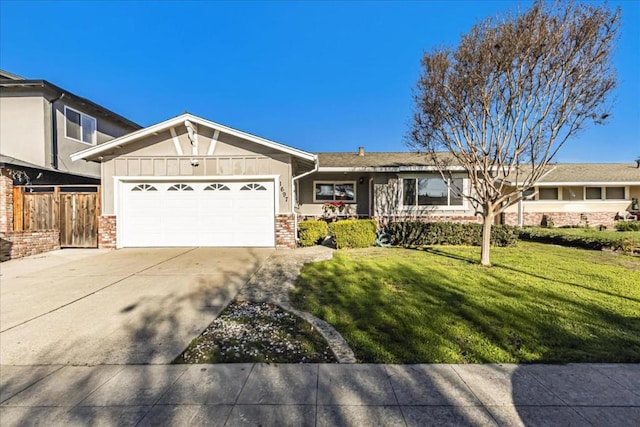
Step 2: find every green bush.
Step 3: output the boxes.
[517,227,640,252]
[298,220,328,247]
[328,219,377,249]
[615,221,640,232]
[388,222,518,247]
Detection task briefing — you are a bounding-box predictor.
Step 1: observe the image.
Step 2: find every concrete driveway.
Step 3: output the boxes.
[0,247,273,365]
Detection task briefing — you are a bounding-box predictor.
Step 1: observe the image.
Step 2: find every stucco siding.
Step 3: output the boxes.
[55,100,134,178]
[0,96,47,166]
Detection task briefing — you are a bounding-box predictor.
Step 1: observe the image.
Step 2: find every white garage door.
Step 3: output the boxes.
[119,180,276,247]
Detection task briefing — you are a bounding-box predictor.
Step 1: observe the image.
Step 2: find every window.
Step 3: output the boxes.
[585,187,602,200]
[167,184,193,191]
[241,183,267,191]
[538,187,559,200]
[562,186,584,201]
[314,182,356,203]
[402,176,464,207]
[204,183,230,191]
[605,187,625,200]
[131,184,157,191]
[64,106,96,145]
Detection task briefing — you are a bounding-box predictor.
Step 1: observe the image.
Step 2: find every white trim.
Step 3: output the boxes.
[317,166,468,173]
[207,129,220,155]
[169,127,184,155]
[312,180,357,204]
[64,105,97,145]
[71,113,316,162]
[536,181,640,186]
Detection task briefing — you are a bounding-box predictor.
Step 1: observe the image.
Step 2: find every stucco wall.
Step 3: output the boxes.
[54,100,134,178]
[0,95,47,166]
[100,128,293,214]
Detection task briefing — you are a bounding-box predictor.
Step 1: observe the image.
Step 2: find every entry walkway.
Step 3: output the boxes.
[1,363,638,426]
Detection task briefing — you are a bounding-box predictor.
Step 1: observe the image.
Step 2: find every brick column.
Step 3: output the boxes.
[98,215,117,249]
[0,170,14,234]
[275,214,296,248]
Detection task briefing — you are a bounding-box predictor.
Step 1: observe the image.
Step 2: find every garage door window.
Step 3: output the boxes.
[241,183,267,191]
[205,183,230,191]
[131,184,157,191]
[168,184,194,191]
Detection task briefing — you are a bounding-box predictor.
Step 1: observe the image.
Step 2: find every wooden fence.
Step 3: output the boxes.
[13,185,101,248]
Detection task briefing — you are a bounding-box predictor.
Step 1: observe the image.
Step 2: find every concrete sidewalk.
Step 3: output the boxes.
[1,363,638,426]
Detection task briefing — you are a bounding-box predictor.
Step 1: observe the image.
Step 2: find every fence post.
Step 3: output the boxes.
[12,186,23,231]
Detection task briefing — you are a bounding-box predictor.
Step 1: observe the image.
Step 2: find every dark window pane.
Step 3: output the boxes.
[585,187,602,200]
[403,179,416,206]
[418,178,448,205]
[450,178,464,205]
[605,187,625,200]
[562,186,583,201]
[335,183,354,201]
[315,184,334,201]
[538,187,558,200]
[66,109,81,140]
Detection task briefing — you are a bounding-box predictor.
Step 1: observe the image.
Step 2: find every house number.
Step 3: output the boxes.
[280,183,288,202]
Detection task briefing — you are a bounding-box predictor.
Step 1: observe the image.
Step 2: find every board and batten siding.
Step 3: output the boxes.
[100,128,293,215]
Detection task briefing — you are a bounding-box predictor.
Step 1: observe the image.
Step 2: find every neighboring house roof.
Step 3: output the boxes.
[0,74,141,130]
[316,152,461,171]
[71,113,317,163]
[503,163,640,186]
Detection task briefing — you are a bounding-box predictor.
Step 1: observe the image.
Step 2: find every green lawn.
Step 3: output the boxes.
[290,242,640,363]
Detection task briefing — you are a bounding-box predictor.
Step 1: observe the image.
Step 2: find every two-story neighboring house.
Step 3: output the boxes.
[0,70,140,259]
[0,69,140,184]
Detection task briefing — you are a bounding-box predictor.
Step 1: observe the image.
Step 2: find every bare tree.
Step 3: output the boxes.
[409,0,620,266]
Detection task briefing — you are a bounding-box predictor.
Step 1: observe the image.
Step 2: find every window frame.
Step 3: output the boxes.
[64,106,97,145]
[400,174,467,210]
[313,181,357,203]
[537,187,559,201]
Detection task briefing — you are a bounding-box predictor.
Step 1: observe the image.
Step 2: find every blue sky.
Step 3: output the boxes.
[1,1,638,162]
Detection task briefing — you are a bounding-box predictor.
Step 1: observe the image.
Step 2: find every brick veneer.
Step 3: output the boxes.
[381,214,482,225]
[98,215,117,249]
[276,214,296,248]
[503,211,617,228]
[0,230,60,262]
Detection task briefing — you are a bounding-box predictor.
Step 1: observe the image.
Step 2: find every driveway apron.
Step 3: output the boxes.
[0,247,273,365]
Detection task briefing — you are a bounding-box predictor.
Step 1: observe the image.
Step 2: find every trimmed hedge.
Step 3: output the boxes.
[615,221,640,232]
[388,222,518,247]
[328,219,377,249]
[298,220,328,247]
[517,227,640,252]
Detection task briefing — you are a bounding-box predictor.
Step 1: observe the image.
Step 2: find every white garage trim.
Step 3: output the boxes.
[114,175,280,248]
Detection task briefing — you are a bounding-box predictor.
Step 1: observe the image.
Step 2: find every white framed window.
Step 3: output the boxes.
[313,181,356,203]
[585,187,602,200]
[538,187,559,200]
[605,186,626,200]
[64,106,97,145]
[401,175,465,208]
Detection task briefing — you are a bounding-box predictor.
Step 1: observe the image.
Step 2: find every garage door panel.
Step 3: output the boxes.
[120,180,276,247]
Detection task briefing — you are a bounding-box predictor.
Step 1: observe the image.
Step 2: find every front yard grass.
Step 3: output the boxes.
[290,242,640,363]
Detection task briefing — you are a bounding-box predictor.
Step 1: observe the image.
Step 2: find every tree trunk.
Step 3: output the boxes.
[480,210,494,267]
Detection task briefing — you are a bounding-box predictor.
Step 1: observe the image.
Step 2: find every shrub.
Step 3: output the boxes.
[517,227,640,253]
[615,221,640,232]
[328,219,377,249]
[388,222,518,247]
[298,220,328,247]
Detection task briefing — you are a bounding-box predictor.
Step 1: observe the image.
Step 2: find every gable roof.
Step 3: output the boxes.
[71,113,317,163]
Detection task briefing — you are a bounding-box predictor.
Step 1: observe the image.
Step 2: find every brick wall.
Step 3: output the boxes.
[503,211,617,228]
[0,171,13,234]
[0,230,60,262]
[276,214,296,248]
[380,214,482,225]
[98,215,117,249]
